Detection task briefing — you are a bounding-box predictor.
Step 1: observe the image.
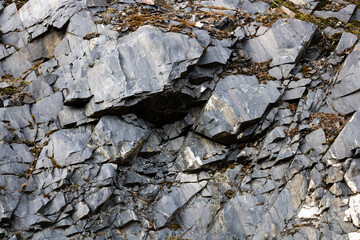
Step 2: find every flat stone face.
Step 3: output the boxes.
[194,75,280,144]
[89,115,150,164]
[329,44,360,115]
[153,181,207,228]
[325,111,360,160]
[314,4,356,23]
[174,132,228,171]
[242,18,317,66]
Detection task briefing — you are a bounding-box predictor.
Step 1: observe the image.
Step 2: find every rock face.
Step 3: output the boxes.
[0,0,360,239]
[194,74,280,143]
[242,18,317,66]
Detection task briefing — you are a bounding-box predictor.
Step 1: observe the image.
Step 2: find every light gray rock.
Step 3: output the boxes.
[113,210,139,228]
[282,87,306,100]
[23,79,54,101]
[86,0,108,7]
[18,0,82,39]
[240,0,269,14]
[31,92,63,123]
[0,47,33,78]
[314,4,356,23]
[325,111,360,160]
[84,25,203,118]
[72,202,89,222]
[89,115,150,164]
[208,193,266,239]
[242,18,317,66]
[174,132,228,171]
[344,159,360,193]
[0,3,24,34]
[335,32,358,55]
[329,43,360,115]
[197,45,232,66]
[153,181,207,228]
[0,143,33,175]
[85,187,112,212]
[67,10,97,38]
[201,0,240,9]
[299,128,327,155]
[38,127,92,166]
[194,75,280,144]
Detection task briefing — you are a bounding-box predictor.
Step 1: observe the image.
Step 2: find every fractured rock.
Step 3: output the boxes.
[174,132,228,171]
[329,44,360,115]
[242,18,317,66]
[89,115,150,164]
[194,74,280,144]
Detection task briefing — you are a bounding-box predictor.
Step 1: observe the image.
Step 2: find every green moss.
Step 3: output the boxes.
[345,21,360,36]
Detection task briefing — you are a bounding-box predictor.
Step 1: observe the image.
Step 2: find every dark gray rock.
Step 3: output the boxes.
[242,18,317,66]
[194,74,280,144]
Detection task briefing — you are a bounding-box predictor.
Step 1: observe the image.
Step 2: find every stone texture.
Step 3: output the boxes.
[174,132,228,171]
[242,18,317,66]
[329,44,360,115]
[194,74,280,143]
[89,115,150,164]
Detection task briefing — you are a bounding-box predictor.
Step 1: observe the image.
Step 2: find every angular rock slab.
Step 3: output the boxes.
[84,25,203,117]
[89,115,150,164]
[329,44,360,115]
[324,111,360,161]
[344,159,360,193]
[242,18,317,66]
[174,132,228,171]
[208,193,266,239]
[19,0,82,38]
[194,75,280,144]
[37,127,93,167]
[153,181,207,228]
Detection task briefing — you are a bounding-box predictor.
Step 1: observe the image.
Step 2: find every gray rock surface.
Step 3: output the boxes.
[242,18,317,66]
[329,43,360,115]
[0,0,360,239]
[194,74,280,143]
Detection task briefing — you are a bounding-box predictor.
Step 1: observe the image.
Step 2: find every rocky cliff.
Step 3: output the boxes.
[0,0,360,239]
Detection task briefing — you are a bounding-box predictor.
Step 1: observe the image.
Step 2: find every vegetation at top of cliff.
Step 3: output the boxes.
[2,0,29,9]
